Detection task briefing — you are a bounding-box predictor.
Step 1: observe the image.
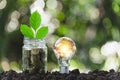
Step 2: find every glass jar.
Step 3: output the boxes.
[22,37,47,73]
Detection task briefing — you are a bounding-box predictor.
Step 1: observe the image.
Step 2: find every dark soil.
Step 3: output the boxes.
[0,69,120,80]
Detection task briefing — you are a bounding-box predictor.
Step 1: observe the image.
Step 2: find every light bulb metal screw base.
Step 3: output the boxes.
[60,66,69,74]
[58,58,70,74]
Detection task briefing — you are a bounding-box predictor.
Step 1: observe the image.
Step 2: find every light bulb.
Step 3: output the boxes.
[53,37,76,74]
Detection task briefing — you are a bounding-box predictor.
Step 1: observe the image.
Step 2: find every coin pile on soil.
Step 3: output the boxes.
[0,69,120,80]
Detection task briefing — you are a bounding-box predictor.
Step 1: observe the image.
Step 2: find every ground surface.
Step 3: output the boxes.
[0,69,120,80]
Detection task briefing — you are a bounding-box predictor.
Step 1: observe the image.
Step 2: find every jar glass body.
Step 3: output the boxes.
[22,37,47,73]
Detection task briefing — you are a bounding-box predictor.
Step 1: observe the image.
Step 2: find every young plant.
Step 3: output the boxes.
[20,11,48,39]
[21,11,48,73]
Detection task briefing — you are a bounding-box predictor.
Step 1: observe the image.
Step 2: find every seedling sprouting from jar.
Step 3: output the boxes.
[20,11,48,73]
[53,37,76,74]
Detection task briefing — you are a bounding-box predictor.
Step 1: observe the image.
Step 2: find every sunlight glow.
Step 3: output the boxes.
[46,0,57,9]
[56,1,63,11]
[0,0,7,9]
[6,19,19,32]
[89,48,104,64]
[85,26,96,41]
[116,42,120,57]
[101,41,120,71]
[1,60,11,71]
[88,7,99,22]
[102,57,119,71]
[101,41,118,57]
[5,11,20,32]
[30,0,45,13]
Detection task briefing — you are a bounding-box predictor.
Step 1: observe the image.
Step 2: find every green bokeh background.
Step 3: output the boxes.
[0,0,120,72]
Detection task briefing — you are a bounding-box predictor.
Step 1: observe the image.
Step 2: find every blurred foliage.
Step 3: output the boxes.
[0,0,120,72]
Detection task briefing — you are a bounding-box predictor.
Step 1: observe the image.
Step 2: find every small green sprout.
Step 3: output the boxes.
[20,11,48,39]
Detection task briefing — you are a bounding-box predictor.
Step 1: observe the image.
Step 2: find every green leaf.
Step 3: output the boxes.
[36,26,48,39]
[20,24,34,38]
[30,11,41,31]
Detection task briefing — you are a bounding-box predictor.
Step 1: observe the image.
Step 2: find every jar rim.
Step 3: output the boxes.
[24,37,45,40]
[23,37,46,45]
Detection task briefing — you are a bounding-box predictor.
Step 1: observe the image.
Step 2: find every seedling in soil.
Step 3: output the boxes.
[20,11,48,73]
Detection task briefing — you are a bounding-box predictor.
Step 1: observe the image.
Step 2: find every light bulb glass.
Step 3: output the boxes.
[53,37,76,74]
